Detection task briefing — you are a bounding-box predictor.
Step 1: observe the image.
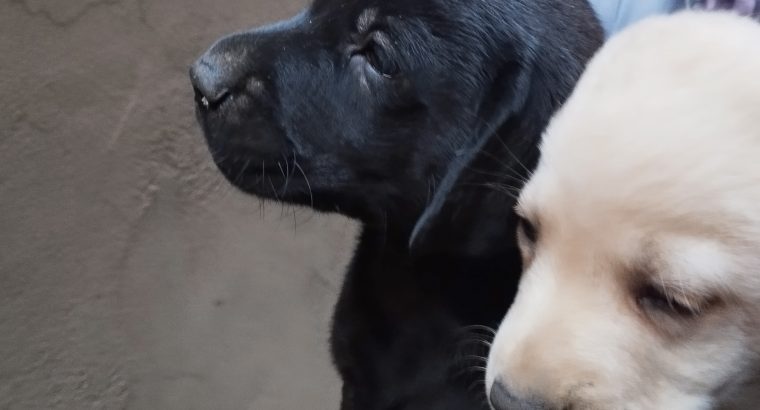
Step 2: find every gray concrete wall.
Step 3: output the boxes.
[0,1,354,408]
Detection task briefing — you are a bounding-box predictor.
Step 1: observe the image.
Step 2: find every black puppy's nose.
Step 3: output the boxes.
[189,56,235,109]
[490,380,548,410]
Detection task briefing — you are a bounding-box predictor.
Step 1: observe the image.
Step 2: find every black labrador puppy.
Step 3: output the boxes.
[190,1,602,408]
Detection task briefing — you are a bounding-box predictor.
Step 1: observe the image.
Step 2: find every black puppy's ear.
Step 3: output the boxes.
[409,51,544,257]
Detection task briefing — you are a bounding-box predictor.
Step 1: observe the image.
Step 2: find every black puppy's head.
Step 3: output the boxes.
[191,0,601,238]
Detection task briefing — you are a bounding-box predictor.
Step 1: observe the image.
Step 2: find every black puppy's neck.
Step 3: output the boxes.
[355,226,410,271]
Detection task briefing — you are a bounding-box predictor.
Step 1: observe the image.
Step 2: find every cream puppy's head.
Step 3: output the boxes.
[486,12,760,410]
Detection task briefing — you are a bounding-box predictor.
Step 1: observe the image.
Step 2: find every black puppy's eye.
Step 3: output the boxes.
[351,35,398,78]
[517,215,538,244]
[363,45,396,78]
[636,284,701,318]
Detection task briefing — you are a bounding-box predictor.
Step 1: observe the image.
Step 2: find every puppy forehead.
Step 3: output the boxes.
[542,14,760,150]
[527,12,760,227]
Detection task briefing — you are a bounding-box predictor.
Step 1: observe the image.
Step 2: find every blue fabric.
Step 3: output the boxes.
[589,0,686,37]
[692,0,759,16]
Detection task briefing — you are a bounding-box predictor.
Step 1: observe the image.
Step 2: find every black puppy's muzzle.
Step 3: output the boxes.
[188,30,306,202]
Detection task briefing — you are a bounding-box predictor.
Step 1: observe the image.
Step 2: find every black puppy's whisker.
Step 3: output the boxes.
[458,337,495,352]
[499,166,530,186]
[465,110,534,181]
[476,150,529,181]
[456,325,498,341]
[485,182,523,193]
[293,156,314,208]
[267,177,280,200]
[452,365,488,382]
[463,182,520,201]
[461,354,488,365]
[452,363,486,380]
[465,167,525,184]
[458,338,492,349]
[494,135,534,177]
[462,324,497,336]
[283,153,291,179]
[258,161,268,220]
[234,158,251,186]
[277,160,291,196]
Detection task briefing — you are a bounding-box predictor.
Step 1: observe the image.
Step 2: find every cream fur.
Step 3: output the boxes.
[486,11,760,410]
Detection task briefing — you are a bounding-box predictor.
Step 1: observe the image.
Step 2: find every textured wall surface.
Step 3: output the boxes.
[0,1,355,408]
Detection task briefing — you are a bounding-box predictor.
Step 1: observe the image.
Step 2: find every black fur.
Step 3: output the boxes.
[190,1,602,408]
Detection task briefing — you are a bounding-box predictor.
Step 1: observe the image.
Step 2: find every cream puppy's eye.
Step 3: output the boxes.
[635,281,724,334]
[636,284,701,318]
[516,215,539,264]
[517,215,538,245]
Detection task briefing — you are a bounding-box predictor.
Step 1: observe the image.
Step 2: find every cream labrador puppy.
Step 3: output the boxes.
[486,11,760,410]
